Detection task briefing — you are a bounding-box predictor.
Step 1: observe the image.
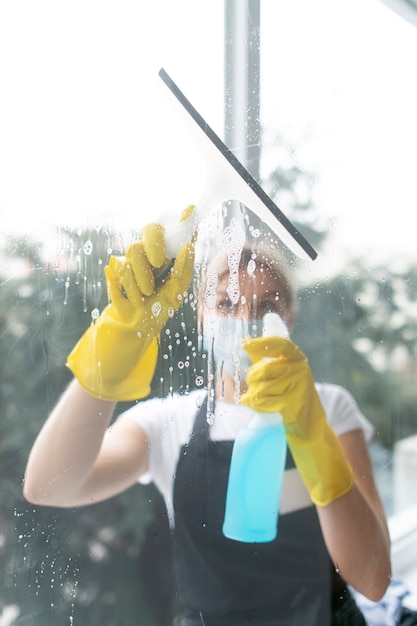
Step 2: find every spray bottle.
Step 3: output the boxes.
[222,312,289,543]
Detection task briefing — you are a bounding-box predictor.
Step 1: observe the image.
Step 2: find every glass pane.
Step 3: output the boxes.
[2,0,417,624]
[0,2,224,624]
[261,0,417,518]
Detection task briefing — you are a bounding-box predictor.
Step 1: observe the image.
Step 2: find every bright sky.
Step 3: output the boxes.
[0,0,416,266]
[261,0,417,265]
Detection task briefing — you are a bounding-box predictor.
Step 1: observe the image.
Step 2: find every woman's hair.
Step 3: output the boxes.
[197,242,298,314]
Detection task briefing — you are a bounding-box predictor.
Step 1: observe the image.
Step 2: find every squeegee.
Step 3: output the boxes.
[159,67,317,263]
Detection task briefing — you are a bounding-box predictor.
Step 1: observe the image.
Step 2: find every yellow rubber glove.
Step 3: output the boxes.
[240,336,354,506]
[66,206,196,401]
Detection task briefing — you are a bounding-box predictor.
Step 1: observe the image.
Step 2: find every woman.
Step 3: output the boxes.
[24,213,391,625]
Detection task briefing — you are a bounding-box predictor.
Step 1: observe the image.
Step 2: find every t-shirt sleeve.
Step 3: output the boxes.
[117,396,170,484]
[316,383,374,442]
[119,396,167,443]
[117,392,204,526]
[116,392,202,494]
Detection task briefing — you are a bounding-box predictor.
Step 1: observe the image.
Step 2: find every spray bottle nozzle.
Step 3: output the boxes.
[262,312,289,341]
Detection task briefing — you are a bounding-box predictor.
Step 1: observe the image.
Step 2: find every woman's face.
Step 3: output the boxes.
[210,264,293,324]
[200,263,294,395]
[200,264,293,394]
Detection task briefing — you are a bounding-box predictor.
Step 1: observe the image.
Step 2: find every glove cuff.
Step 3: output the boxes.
[287,424,354,507]
[66,313,159,401]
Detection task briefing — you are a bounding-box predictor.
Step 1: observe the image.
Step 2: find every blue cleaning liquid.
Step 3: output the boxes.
[222,416,287,542]
[222,312,289,543]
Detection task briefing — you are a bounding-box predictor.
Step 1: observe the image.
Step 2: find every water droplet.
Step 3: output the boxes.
[83,240,93,255]
[247,259,256,276]
[152,302,162,317]
[91,308,100,320]
[204,268,218,308]
[216,218,246,304]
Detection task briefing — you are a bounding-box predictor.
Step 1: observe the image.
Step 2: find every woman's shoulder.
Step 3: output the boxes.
[315,382,374,440]
[118,388,206,435]
[315,381,354,403]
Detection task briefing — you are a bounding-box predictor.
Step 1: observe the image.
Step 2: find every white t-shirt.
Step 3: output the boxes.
[120,383,373,526]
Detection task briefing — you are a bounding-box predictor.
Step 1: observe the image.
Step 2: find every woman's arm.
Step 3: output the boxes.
[316,428,391,601]
[241,336,392,602]
[23,378,149,508]
[24,217,195,509]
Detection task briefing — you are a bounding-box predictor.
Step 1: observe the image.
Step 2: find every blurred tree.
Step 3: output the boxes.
[260,129,327,251]
[0,232,176,625]
[292,258,417,447]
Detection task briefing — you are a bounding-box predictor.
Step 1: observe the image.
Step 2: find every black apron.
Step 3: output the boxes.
[172,398,361,625]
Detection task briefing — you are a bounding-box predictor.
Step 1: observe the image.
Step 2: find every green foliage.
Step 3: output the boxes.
[292,260,417,447]
[0,233,176,625]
